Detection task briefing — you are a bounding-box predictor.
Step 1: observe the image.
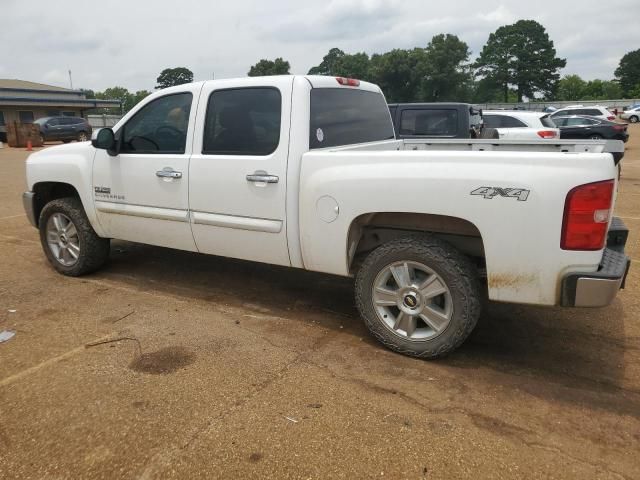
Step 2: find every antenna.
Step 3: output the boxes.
[68,69,73,89]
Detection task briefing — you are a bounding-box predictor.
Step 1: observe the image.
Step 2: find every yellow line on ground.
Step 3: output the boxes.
[0,214,25,220]
[0,334,112,388]
[617,215,640,221]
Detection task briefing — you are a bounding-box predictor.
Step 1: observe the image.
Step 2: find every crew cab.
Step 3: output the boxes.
[23,75,631,359]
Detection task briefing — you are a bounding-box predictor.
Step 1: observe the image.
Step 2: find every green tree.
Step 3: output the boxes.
[94,87,151,113]
[615,49,640,96]
[308,48,346,75]
[557,74,586,101]
[474,19,566,102]
[79,88,96,99]
[248,58,290,76]
[601,80,622,99]
[369,49,424,103]
[155,67,194,89]
[419,34,472,101]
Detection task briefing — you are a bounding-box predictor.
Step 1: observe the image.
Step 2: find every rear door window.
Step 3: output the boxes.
[309,88,394,149]
[483,114,527,128]
[202,87,281,156]
[540,115,556,128]
[400,109,458,136]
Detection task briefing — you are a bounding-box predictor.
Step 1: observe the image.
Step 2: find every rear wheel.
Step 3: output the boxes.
[39,197,110,276]
[77,131,88,142]
[629,115,639,123]
[39,134,45,145]
[355,236,481,359]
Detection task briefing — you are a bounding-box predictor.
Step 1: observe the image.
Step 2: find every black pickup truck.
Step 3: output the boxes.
[388,103,487,139]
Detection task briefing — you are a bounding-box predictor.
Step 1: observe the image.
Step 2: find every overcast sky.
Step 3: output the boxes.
[1,0,638,92]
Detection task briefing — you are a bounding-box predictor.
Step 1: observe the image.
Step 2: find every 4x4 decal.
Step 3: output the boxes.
[470,187,530,201]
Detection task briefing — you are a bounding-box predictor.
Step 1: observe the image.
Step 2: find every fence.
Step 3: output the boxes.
[477,99,640,112]
[86,114,121,128]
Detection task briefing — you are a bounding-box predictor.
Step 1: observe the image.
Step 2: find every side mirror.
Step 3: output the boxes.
[92,128,118,156]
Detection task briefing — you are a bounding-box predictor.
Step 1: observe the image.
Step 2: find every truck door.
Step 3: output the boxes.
[188,77,293,266]
[92,86,201,251]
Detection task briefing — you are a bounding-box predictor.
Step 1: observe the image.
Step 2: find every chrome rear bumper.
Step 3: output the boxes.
[561,218,631,307]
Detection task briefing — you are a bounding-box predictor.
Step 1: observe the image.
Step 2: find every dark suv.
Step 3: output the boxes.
[34,116,92,144]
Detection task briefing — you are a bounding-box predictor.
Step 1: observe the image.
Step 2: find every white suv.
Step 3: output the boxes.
[550,105,616,122]
[620,105,640,123]
[482,111,560,140]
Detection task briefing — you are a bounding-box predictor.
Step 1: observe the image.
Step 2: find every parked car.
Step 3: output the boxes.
[550,105,616,122]
[620,105,640,123]
[482,110,559,139]
[552,115,629,142]
[34,116,92,144]
[23,75,630,359]
[388,103,483,139]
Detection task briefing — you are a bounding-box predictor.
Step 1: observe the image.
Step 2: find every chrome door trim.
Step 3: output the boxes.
[95,201,189,222]
[190,211,282,233]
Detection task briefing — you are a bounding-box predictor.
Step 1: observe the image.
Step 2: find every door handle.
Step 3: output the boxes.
[246,172,279,184]
[156,169,182,179]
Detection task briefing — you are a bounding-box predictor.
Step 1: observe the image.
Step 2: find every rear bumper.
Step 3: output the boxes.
[22,191,37,227]
[561,217,631,307]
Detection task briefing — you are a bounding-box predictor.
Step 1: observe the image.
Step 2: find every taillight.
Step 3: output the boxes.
[335,77,360,87]
[537,130,557,139]
[561,180,614,250]
[607,115,615,120]
[612,125,626,131]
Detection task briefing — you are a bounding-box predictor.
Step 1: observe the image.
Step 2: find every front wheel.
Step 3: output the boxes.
[39,197,110,276]
[355,236,481,359]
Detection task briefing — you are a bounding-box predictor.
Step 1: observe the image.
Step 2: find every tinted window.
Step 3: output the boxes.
[60,118,75,126]
[552,117,568,127]
[400,109,458,136]
[0,112,4,126]
[120,93,192,154]
[47,118,60,126]
[310,88,394,149]
[203,88,281,156]
[582,109,602,116]
[483,114,527,128]
[19,111,34,123]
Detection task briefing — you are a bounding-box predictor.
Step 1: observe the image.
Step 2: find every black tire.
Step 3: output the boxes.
[355,235,481,359]
[77,131,89,142]
[39,197,110,276]
[39,134,45,145]
[629,115,639,124]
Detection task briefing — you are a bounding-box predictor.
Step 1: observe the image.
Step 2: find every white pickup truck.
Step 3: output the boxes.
[23,75,630,359]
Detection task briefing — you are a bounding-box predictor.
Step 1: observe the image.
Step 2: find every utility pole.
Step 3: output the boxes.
[68,69,74,90]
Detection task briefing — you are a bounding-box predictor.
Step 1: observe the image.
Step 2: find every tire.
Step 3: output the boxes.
[355,235,481,359]
[629,115,639,124]
[77,131,88,142]
[39,134,45,145]
[39,197,110,276]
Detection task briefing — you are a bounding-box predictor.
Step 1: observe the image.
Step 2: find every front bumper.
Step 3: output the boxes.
[22,191,37,227]
[561,217,631,307]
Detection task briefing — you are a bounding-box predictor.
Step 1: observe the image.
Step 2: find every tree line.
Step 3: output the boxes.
[249,20,640,104]
[84,19,640,113]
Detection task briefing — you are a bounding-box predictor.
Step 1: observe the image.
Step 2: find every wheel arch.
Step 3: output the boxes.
[346,212,486,275]
[32,181,81,227]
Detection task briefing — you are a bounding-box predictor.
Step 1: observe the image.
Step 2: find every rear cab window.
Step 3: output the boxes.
[309,88,394,149]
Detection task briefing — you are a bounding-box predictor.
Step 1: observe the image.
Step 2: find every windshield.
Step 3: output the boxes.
[309,88,395,149]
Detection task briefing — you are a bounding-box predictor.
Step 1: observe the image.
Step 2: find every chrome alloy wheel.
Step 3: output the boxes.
[46,213,80,266]
[372,261,453,341]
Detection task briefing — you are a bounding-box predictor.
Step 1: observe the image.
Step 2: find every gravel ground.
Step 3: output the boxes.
[0,129,638,479]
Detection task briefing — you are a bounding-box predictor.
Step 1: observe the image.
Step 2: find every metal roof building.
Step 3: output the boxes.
[0,79,121,140]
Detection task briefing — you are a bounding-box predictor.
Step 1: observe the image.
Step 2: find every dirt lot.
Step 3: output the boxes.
[0,129,639,480]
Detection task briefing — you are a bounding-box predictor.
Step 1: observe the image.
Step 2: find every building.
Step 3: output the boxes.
[0,79,121,141]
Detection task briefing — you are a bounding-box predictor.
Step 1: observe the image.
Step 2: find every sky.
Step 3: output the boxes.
[1,0,638,92]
